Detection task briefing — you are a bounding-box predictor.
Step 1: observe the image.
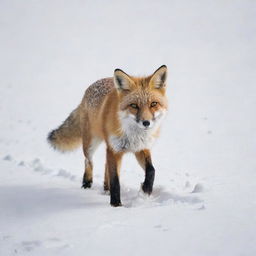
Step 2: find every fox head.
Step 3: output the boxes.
[114,65,168,132]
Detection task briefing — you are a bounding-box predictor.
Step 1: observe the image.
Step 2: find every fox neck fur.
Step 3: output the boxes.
[109,109,166,152]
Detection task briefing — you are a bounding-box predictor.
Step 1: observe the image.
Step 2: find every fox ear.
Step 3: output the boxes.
[114,69,134,91]
[150,65,167,89]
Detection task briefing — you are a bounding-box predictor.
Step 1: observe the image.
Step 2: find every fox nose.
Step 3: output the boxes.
[142,120,150,127]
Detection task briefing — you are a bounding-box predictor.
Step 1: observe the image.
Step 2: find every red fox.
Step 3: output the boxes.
[48,65,168,206]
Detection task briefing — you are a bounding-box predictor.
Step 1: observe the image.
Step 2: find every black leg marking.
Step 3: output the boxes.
[110,175,122,207]
[142,161,155,195]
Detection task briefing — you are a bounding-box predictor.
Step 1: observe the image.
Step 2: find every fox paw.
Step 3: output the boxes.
[110,201,122,207]
[104,183,109,192]
[142,183,153,195]
[81,180,92,189]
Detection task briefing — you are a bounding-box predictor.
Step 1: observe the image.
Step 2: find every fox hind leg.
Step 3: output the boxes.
[81,136,101,189]
[104,162,109,192]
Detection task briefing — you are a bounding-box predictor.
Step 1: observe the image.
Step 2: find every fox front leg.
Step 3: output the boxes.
[135,150,155,194]
[106,148,123,207]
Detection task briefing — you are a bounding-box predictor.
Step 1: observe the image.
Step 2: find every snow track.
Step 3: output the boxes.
[0,157,206,256]
[1,155,205,209]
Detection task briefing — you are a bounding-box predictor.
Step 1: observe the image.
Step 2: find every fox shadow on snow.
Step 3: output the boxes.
[0,185,100,219]
[0,184,203,218]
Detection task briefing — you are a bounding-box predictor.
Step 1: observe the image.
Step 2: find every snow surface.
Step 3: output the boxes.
[0,0,256,255]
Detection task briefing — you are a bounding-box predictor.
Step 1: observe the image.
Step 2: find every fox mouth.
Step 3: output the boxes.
[143,126,152,131]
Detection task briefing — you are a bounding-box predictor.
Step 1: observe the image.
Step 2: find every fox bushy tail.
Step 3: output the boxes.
[47,106,82,152]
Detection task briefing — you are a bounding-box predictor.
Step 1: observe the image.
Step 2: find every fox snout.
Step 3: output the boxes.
[137,119,152,129]
[136,110,165,130]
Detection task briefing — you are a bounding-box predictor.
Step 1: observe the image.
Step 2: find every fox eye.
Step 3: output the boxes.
[150,102,158,107]
[130,103,139,109]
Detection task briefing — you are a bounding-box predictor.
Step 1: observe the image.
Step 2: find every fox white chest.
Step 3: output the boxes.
[109,130,156,153]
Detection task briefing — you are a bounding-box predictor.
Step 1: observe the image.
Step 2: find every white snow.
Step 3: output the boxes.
[0,0,256,255]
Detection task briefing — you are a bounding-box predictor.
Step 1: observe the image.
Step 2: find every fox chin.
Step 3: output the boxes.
[48,65,168,207]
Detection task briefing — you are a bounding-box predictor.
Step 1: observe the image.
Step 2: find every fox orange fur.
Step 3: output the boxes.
[48,65,168,206]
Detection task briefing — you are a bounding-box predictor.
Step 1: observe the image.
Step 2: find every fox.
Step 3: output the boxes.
[47,65,168,206]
